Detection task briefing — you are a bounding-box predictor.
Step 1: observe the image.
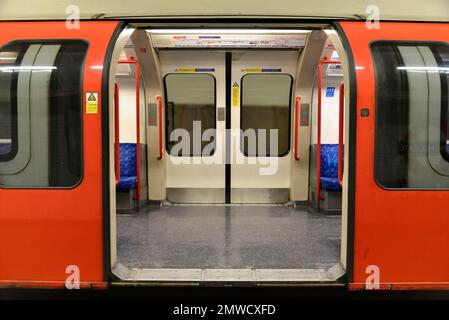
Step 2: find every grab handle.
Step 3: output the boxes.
[157,95,163,160]
[294,96,301,161]
[338,82,344,186]
[114,82,120,185]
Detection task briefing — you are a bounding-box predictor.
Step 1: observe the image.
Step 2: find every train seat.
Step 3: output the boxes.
[117,143,137,191]
[320,144,342,191]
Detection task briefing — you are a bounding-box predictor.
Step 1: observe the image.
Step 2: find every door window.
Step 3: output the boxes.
[164,73,216,157]
[240,73,293,157]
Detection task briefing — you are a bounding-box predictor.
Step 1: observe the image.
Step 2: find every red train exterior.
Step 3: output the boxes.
[0,20,448,290]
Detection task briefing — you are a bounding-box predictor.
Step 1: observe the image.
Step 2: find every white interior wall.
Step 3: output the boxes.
[321,81,342,144]
[116,76,146,144]
[311,75,344,144]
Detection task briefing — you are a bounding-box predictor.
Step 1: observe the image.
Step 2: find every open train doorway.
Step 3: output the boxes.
[109,26,349,284]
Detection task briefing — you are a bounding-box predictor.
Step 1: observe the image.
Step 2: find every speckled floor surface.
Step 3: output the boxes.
[117,205,341,269]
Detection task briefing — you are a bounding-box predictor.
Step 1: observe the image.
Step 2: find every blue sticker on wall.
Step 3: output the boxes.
[326,87,335,97]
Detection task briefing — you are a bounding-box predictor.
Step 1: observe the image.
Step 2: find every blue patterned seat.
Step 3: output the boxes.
[117,143,137,191]
[320,144,342,191]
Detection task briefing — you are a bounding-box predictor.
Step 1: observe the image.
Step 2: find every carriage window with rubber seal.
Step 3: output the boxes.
[240,73,293,157]
[164,73,216,157]
[372,41,449,189]
[0,41,87,188]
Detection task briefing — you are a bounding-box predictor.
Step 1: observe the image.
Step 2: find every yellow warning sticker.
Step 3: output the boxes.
[232,82,239,108]
[175,68,196,72]
[86,92,98,114]
[242,68,262,73]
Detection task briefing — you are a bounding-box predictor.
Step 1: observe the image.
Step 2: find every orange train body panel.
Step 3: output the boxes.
[0,21,120,287]
[340,21,449,289]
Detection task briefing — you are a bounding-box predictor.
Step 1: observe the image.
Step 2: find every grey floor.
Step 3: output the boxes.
[117,205,341,270]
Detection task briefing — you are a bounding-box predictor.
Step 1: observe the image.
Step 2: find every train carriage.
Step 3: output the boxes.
[0,0,448,290]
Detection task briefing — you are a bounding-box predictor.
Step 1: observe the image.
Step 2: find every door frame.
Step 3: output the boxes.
[333,22,358,288]
[108,24,352,285]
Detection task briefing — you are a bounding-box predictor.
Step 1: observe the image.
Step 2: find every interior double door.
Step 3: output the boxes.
[160,50,298,204]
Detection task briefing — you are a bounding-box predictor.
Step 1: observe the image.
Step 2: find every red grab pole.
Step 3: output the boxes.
[118,58,141,201]
[157,95,163,160]
[317,59,341,207]
[294,96,301,161]
[114,82,120,185]
[338,82,345,186]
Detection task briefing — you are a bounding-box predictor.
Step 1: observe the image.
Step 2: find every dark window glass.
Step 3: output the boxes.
[164,73,216,157]
[240,74,293,157]
[0,45,22,161]
[372,42,449,189]
[0,41,87,188]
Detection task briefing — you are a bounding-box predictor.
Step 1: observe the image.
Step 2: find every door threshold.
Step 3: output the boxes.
[111,263,345,286]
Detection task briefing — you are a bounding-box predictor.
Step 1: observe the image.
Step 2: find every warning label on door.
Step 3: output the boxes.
[232,82,239,108]
[86,92,98,114]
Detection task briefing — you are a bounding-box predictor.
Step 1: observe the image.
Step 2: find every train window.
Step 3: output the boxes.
[164,73,216,157]
[240,74,293,157]
[0,41,87,188]
[0,48,20,161]
[372,42,449,189]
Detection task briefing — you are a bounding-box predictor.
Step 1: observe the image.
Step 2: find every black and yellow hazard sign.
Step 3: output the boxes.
[86,92,99,114]
[232,82,239,108]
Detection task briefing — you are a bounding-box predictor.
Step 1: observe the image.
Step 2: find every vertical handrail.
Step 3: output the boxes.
[338,82,345,186]
[118,58,141,201]
[157,95,163,160]
[316,59,341,208]
[114,82,120,185]
[294,96,301,161]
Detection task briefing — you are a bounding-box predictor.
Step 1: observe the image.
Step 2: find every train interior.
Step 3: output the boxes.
[109,26,349,284]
